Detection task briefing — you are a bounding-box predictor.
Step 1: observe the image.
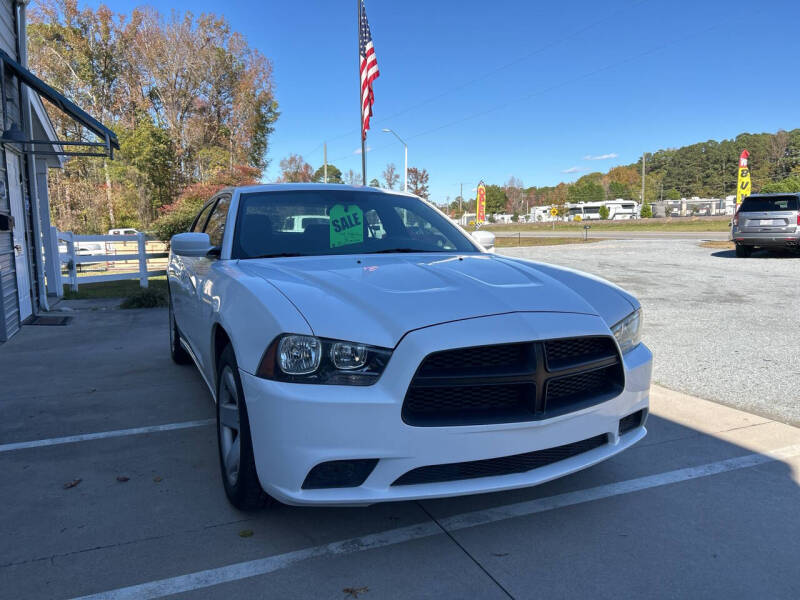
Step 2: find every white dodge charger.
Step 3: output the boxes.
[168,184,651,510]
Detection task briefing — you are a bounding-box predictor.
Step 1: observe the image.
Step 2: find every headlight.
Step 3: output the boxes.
[257,334,392,385]
[611,308,642,354]
[278,335,321,375]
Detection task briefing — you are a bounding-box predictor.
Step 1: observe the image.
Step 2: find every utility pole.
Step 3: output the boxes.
[641,152,646,205]
[323,142,328,183]
[460,183,463,217]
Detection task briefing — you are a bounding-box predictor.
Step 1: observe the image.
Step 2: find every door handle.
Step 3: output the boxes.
[14,243,22,255]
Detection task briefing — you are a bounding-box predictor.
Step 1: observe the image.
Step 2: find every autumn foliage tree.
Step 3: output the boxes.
[382,163,399,190]
[278,154,313,182]
[407,167,430,199]
[28,0,279,235]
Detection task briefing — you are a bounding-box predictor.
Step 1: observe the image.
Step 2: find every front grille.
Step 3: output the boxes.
[402,336,623,426]
[404,383,536,426]
[545,337,615,369]
[392,434,608,486]
[418,342,532,375]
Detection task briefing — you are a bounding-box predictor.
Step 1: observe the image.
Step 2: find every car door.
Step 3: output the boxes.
[170,199,216,353]
[183,194,231,373]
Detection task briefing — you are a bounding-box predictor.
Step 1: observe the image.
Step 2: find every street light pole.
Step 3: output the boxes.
[382,128,407,192]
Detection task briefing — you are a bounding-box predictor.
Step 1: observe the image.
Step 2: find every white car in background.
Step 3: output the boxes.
[168,184,651,510]
[280,215,329,232]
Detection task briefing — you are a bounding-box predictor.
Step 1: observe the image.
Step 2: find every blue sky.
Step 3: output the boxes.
[85,0,799,203]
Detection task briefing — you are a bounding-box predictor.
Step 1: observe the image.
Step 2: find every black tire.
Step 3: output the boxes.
[216,345,272,511]
[735,243,752,258]
[168,293,192,364]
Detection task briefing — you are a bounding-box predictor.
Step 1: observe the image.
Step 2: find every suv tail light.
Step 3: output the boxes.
[797,212,799,226]
[732,207,740,227]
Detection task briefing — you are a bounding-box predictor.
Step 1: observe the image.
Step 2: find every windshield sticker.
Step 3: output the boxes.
[329,204,364,248]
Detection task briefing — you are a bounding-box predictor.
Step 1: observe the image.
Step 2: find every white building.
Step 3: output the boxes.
[0,0,118,341]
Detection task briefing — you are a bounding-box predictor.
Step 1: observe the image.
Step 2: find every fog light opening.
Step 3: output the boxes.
[301,459,379,489]
[619,409,646,437]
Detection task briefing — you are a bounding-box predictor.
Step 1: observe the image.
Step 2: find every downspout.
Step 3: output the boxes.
[16,0,49,311]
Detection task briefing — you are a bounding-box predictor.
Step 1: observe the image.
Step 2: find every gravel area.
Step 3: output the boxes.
[500,240,800,426]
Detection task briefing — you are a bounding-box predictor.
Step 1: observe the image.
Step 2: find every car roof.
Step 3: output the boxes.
[745,192,800,198]
[224,183,418,198]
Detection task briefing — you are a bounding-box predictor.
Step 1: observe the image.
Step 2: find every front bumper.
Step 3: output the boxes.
[240,312,652,506]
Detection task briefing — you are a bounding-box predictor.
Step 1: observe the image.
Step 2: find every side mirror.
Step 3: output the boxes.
[471,230,496,253]
[171,232,215,257]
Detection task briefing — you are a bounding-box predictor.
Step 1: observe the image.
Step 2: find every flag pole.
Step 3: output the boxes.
[358,0,366,186]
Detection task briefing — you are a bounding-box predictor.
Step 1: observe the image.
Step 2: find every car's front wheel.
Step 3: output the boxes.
[735,243,752,258]
[168,295,191,365]
[216,345,272,511]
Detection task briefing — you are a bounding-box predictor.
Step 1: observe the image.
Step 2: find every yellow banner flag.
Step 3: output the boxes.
[476,182,486,224]
[736,150,751,205]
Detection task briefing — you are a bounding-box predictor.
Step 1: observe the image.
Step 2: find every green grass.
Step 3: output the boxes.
[63,276,168,301]
[494,236,600,247]
[485,216,731,233]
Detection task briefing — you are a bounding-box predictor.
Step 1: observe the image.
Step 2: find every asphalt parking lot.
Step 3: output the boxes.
[501,239,800,426]
[2,240,799,599]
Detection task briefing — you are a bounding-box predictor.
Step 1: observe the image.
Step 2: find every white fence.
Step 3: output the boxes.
[54,227,168,293]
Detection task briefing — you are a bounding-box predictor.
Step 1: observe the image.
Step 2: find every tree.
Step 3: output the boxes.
[608,181,631,199]
[552,183,569,217]
[152,165,259,241]
[344,169,359,185]
[382,163,400,190]
[598,205,610,220]
[407,167,430,199]
[665,188,681,200]
[484,185,507,215]
[568,180,604,203]
[504,176,525,214]
[312,164,342,183]
[28,1,279,233]
[640,202,653,218]
[761,175,800,193]
[369,178,380,188]
[278,154,313,182]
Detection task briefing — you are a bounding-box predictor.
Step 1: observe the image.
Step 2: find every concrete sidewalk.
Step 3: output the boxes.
[1,308,799,599]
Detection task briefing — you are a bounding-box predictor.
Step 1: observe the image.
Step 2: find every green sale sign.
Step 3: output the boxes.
[329,204,364,248]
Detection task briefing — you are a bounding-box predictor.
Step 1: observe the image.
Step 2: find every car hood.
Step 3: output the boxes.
[239,253,632,348]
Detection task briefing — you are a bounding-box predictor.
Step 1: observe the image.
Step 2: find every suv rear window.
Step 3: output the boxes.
[739,195,799,212]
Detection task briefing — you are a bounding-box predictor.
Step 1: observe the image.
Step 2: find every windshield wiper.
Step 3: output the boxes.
[365,248,435,254]
[250,252,307,259]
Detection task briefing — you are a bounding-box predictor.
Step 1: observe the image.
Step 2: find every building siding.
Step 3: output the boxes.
[0,0,18,340]
[0,1,14,57]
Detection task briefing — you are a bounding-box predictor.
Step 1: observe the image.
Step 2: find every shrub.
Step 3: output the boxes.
[120,287,168,309]
[761,176,800,193]
[598,205,610,220]
[151,202,202,242]
[640,202,653,218]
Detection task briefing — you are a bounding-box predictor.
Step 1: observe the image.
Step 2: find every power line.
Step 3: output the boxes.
[305,0,651,154]
[402,20,729,144]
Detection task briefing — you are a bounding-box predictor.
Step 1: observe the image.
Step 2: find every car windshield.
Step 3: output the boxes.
[739,195,799,212]
[232,189,479,259]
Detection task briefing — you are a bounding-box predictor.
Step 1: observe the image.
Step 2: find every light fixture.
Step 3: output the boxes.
[0,123,26,143]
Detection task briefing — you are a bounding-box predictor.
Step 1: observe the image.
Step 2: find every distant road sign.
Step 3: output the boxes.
[550,207,559,217]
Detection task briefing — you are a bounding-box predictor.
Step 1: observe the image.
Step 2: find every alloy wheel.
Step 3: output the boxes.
[218,366,242,487]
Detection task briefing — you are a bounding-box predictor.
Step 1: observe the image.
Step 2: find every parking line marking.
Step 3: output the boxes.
[0,419,215,453]
[70,443,800,600]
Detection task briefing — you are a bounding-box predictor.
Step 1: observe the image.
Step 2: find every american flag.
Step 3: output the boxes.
[359,0,380,140]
